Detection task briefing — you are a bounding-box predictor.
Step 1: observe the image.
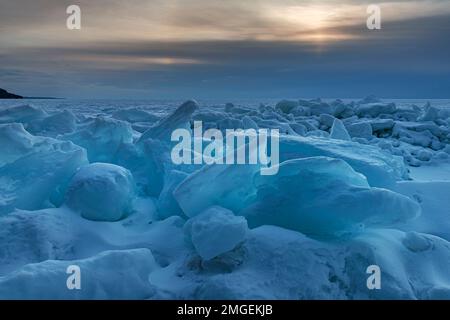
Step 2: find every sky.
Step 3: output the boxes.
[0,0,449,99]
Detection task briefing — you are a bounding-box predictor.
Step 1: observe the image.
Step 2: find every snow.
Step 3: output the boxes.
[149,226,450,299]
[396,180,450,241]
[0,97,450,299]
[408,162,450,181]
[0,249,158,299]
[0,208,77,275]
[0,206,185,276]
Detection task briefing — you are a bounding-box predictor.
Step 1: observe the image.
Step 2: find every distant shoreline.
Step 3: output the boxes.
[23,97,65,100]
[0,88,63,100]
[0,97,64,100]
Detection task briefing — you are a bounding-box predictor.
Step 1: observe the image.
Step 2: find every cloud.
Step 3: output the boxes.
[2,0,450,45]
[0,1,449,98]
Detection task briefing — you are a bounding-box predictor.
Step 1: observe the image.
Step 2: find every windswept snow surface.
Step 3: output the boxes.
[0,97,450,299]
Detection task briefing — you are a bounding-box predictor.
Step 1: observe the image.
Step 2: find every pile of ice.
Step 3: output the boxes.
[0,123,87,214]
[174,157,419,238]
[0,96,450,299]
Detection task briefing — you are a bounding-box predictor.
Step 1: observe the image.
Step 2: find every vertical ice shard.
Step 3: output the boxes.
[330,119,351,141]
[138,100,199,142]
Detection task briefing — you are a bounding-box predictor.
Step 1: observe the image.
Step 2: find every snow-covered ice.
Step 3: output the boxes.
[64,163,136,221]
[0,97,450,299]
[184,206,248,260]
[0,249,158,299]
[0,123,88,214]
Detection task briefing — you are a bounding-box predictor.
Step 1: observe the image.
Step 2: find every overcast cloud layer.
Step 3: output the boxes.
[0,0,449,99]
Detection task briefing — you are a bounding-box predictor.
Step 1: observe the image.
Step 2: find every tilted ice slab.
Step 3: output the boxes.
[0,123,88,215]
[0,122,83,166]
[355,102,397,118]
[138,100,198,142]
[0,104,47,126]
[0,123,37,166]
[174,156,419,238]
[278,135,409,188]
[114,100,201,196]
[113,137,199,197]
[242,157,420,238]
[346,121,373,140]
[330,118,351,141]
[61,116,133,162]
[173,133,412,220]
[113,140,166,196]
[27,109,77,137]
[173,162,259,217]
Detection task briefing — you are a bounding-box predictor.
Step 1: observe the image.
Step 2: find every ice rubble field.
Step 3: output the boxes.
[0,97,450,299]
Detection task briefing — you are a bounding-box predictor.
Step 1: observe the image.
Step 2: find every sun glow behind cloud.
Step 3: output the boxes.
[267,4,360,30]
[2,1,450,47]
[109,2,367,43]
[86,1,450,43]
